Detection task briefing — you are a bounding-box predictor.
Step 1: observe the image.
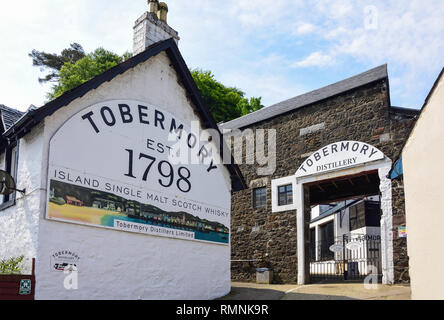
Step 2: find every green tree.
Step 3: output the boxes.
[191,69,263,123]
[50,48,131,99]
[29,43,86,84]
[31,45,263,122]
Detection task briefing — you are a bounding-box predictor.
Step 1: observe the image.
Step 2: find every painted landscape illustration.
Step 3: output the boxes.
[48,180,229,244]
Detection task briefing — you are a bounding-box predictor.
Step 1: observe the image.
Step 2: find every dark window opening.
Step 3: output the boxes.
[1,141,19,209]
[278,184,293,206]
[310,228,316,262]
[349,201,381,231]
[320,221,334,261]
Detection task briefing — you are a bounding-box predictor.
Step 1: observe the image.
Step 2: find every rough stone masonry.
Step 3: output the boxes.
[221,67,417,284]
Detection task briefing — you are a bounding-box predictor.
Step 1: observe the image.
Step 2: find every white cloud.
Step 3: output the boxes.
[292,23,316,36]
[292,51,336,68]
[219,71,306,107]
[225,0,443,106]
[0,0,442,110]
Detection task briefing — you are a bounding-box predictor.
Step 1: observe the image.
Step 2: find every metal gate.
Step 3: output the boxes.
[309,233,382,282]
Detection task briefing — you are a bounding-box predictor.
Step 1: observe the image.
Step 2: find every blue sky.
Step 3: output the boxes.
[0,0,443,112]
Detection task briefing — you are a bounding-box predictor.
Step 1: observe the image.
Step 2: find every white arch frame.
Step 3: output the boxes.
[293,142,394,285]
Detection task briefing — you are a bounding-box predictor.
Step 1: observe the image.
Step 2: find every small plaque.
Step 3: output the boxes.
[398,226,407,238]
[19,279,31,295]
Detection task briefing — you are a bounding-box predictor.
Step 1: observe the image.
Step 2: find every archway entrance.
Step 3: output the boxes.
[308,170,382,283]
[295,141,394,285]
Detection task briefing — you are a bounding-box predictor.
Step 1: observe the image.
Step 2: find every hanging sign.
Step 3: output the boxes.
[329,244,343,253]
[296,141,384,178]
[346,241,362,251]
[46,100,230,245]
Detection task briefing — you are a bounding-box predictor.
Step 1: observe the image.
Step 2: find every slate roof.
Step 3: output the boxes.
[0,104,25,132]
[220,64,389,130]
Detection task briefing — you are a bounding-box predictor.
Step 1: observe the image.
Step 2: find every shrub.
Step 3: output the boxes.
[0,255,24,275]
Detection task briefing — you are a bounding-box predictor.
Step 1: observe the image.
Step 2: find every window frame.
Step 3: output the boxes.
[271,176,296,213]
[252,187,267,209]
[277,184,293,207]
[319,221,335,261]
[0,140,19,211]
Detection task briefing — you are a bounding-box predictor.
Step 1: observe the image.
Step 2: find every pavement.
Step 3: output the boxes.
[220,282,411,300]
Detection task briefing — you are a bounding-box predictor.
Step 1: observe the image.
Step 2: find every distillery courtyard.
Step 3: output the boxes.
[221,282,411,301]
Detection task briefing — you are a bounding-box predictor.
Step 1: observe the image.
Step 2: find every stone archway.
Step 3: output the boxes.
[294,141,394,285]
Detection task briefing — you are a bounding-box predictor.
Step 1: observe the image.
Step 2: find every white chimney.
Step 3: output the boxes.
[133,0,180,55]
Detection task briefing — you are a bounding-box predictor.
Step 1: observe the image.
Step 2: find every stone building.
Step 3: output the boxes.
[220,65,418,285]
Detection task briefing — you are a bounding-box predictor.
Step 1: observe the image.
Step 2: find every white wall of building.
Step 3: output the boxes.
[1,51,233,300]
[35,52,232,300]
[0,124,45,274]
[403,73,444,300]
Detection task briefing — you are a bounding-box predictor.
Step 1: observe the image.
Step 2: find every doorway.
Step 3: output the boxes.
[295,159,394,285]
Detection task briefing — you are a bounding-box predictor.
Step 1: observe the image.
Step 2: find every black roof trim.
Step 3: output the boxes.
[420,67,444,113]
[3,39,176,138]
[1,38,246,191]
[390,106,420,115]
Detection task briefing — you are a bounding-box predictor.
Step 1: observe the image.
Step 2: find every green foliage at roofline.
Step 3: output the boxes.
[30,44,263,123]
[191,69,263,123]
[49,48,132,100]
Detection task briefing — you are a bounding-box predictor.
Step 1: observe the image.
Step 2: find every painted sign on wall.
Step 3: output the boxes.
[46,100,230,245]
[50,250,80,272]
[296,141,385,178]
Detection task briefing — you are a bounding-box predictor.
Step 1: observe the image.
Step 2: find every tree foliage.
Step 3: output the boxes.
[191,69,263,123]
[50,48,131,99]
[30,44,263,122]
[29,43,86,84]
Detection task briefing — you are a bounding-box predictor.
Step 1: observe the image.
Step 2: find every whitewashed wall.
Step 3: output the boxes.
[0,124,45,274]
[403,74,444,300]
[6,51,232,300]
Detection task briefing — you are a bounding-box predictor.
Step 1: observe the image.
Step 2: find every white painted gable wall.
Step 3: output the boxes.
[0,52,232,300]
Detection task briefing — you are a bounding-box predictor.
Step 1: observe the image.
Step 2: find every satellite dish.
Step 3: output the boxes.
[0,170,25,195]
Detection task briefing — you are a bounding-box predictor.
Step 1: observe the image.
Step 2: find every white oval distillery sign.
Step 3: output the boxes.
[296,141,384,178]
[46,100,230,245]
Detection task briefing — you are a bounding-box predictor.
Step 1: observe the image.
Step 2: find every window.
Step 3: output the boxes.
[278,184,293,206]
[320,221,334,261]
[349,202,367,231]
[309,228,316,262]
[1,142,19,209]
[253,187,267,209]
[271,177,296,213]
